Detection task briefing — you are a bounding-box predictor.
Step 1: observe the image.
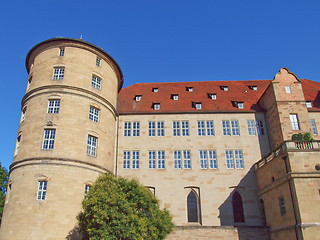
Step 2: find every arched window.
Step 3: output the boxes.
[232,191,245,223]
[187,190,199,222]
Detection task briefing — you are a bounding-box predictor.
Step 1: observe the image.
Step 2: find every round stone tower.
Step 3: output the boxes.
[0,38,123,239]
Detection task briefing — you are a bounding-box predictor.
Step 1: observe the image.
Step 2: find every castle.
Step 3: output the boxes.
[0,38,319,240]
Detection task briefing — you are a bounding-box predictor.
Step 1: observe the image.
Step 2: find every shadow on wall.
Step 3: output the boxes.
[218,166,266,227]
[66,226,81,240]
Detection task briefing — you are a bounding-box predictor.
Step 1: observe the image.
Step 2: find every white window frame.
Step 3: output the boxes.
[153,103,160,110]
[92,75,102,90]
[237,102,244,109]
[15,135,21,156]
[124,122,131,136]
[290,114,300,130]
[235,150,244,169]
[84,184,91,198]
[172,94,179,100]
[47,100,60,114]
[195,103,202,110]
[148,151,156,169]
[231,120,240,136]
[226,150,234,169]
[96,57,101,67]
[173,121,180,136]
[182,121,189,136]
[206,120,215,136]
[37,181,47,201]
[183,150,191,169]
[208,150,218,169]
[306,101,312,108]
[310,119,317,135]
[247,120,256,136]
[132,151,139,169]
[87,135,97,157]
[152,88,158,92]
[27,77,32,90]
[123,151,130,169]
[53,67,64,80]
[157,121,165,136]
[209,93,216,100]
[21,107,27,122]
[158,150,165,169]
[197,121,205,136]
[285,86,291,93]
[187,87,193,92]
[132,122,140,137]
[174,150,182,169]
[149,121,156,136]
[89,106,99,122]
[222,120,231,136]
[200,150,208,169]
[135,95,141,101]
[59,47,65,56]
[221,86,228,91]
[42,129,56,150]
[256,120,265,135]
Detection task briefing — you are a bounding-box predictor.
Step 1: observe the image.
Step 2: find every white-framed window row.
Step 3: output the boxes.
[290,114,300,130]
[92,75,102,90]
[148,150,165,169]
[199,150,218,169]
[222,120,239,136]
[225,149,244,169]
[174,150,191,169]
[87,135,97,157]
[53,67,65,80]
[123,150,140,169]
[197,120,214,136]
[173,120,189,136]
[89,106,99,122]
[247,120,256,136]
[47,100,60,113]
[42,129,56,150]
[37,180,47,201]
[124,121,140,137]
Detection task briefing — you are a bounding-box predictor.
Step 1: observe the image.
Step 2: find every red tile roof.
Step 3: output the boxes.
[117,79,320,114]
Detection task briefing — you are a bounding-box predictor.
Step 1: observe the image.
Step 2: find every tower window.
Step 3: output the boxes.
[59,47,65,56]
[27,77,32,90]
[42,129,56,150]
[21,107,27,122]
[96,57,101,67]
[87,135,97,157]
[53,67,64,80]
[92,75,102,90]
[47,100,60,114]
[89,106,99,122]
[37,181,47,201]
[15,135,21,156]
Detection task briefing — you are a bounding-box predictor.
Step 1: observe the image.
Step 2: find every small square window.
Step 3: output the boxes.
[172,94,179,100]
[59,47,65,56]
[53,67,64,80]
[285,86,291,93]
[135,95,142,101]
[96,57,101,67]
[194,102,202,109]
[208,93,216,100]
[186,87,193,92]
[220,86,228,91]
[237,102,244,109]
[153,103,160,110]
[249,86,258,90]
[306,101,312,108]
[152,88,158,92]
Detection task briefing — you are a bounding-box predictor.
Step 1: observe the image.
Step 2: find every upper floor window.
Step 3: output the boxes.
[87,135,97,157]
[225,150,234,169]
[172,94,179,100]
[153,103,160,110]
[47,100,60,113]
[53,67,64,80]
[123,151,139,169]
[278,197,286,215]
[27,77,32,90]
[42,129,56,150]
[237,102,244,109]
[149,121,165,136]
[123,151,130,169]
[222,120,231,136]
[37,181,47,201]
[21,107,27,122]
[89,106,99,122]
[124,122,131,136]
[15,135,21,156]
[96,57,101,67]
[247,120,256,136]
[220,86,228,91]
[186,87,193,92]
[249,86,258,90]
[208,93,216,100]
[231,120,240,136]
[148,150,165,169]
[59,47,65,56]
[135,95,142,101]
[174,150,191,169]
[256,120,265,135]
[92,75,101,90]
[182,121,189,136]
[132,151,140,169]
[152,88,158,92]
[200,150,218,169]
[306,101,312,108]
[290,114,300,130]
[132,122,140,136]
[310,119,317,135]
[194,102,202,110]
[235,150,244,169]
[285,86,291,93]
[197,121,214,136]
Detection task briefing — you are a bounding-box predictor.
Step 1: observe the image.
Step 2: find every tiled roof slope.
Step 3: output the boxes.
[117,79,320,114]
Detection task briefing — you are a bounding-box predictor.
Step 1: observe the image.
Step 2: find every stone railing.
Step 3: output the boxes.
[255,140,320,169]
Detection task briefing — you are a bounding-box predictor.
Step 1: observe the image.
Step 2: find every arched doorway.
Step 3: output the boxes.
[187,190,199,222]
[232,191,245,223]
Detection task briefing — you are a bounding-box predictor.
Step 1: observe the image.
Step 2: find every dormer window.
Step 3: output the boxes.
[208,93,216,100]
[135,95,142,101]
[172,94,179,100]
[153,103,160,110]
[237,102,244,109]
[249,86,257,90]
[186,87,193,92]
[285,86,291,93]
[220,86,228,91]
[306,101,312,108]
[193,102,202,110]
[152,88,158,93]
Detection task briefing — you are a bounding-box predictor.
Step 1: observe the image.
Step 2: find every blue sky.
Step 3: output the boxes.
[1,0,320,169]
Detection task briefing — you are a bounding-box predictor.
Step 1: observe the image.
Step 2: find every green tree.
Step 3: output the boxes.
[78,173,174,240]
[0,163,9,224]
